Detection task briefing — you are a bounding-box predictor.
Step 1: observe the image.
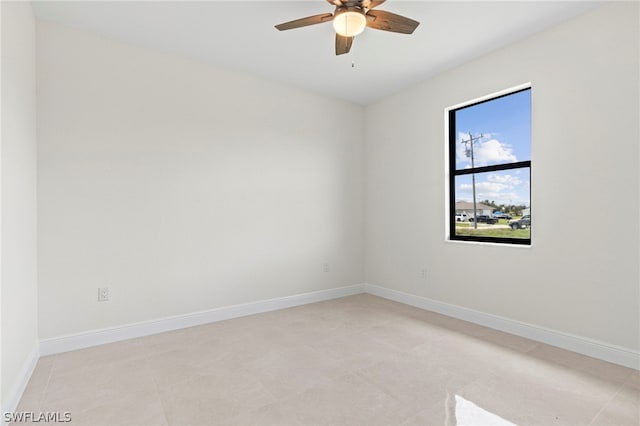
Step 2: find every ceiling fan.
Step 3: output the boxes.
[275,0,420,55]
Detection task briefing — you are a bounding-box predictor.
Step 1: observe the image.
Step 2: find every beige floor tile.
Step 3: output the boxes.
[30,355,56,384]
[527,344,635,384]
[356,352,474,411]
[401,401,450,426]
[224,402,300,426]
[363,316,452,351]
[15,356,56,412]
[469,325,539,352]
[503,350,628,394]
[15,397,42,415]
[279,374,417,426]
[68,390,167,426]
[244,323,313,351]
[623,370,640,390]
[50,339,149,376]
[158,367,277,425]
[312,301,404,329]
[342,294,423,318]
[194,327,302,372]
[467,366,623,425]
[137,326,213,355]
[208,313,287,336]
[146,346,222,388]
[42,357,158,414]
[252,344,352,399]
[271,313,355,345]
[309,328,406,373]
[250,305,320,323]
[408,335,515,382]
[395,304,457,325]
[15,294,638,426]
[590,384,640,426]
[423,313,486,335]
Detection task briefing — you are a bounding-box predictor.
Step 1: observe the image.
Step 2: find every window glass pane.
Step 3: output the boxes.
[454,168,530,240]
[455,89,531,170]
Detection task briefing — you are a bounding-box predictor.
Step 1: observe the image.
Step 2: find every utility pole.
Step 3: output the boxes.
[461,132,483,229]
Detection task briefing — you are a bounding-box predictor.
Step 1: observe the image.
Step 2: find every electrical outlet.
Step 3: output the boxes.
[323,263,330,273]
[98,287,109,302]
[421,269,427,279]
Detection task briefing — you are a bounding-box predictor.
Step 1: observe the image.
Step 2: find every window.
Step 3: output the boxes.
[448,86,531,245]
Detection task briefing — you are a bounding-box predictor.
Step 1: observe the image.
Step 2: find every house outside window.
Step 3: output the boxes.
[447,85,531,245]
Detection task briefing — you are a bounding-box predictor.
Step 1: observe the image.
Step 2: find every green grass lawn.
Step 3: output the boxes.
[455,226,530,239]
[454,216,530,239]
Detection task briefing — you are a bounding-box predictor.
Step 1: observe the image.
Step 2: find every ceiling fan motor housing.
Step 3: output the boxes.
[333,7,367,37]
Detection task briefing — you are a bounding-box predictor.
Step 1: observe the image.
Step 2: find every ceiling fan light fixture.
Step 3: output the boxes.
[332,9,366,37]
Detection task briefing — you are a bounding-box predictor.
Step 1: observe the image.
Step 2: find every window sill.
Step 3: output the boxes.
[445,238,532,248]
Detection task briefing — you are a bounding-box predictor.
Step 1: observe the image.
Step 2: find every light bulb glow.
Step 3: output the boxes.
[333,10,366,37]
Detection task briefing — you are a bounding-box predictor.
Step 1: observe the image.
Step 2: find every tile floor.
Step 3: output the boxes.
[16,294,640,425]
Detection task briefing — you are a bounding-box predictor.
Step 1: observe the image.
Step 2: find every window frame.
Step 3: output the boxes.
[447,85,532,246]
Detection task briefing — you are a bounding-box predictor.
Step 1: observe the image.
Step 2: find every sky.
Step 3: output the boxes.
[454,89,531,206]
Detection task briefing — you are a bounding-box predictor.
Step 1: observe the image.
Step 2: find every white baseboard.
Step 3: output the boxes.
[40,284,366,356]
[364,283,640,370]
[39,281,639,370]
[2,343,40,425]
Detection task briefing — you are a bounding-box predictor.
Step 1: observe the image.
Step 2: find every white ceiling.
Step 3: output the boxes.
[31,0,603,105]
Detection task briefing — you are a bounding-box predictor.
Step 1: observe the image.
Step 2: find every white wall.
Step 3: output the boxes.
[365,2,639,352]
[33,1,639,359]
[36,22,364,339]
[1,0,39,410]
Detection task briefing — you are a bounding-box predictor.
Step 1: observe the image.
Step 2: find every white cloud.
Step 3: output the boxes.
[460,181,509,194]
[458,173,529,205]
[456,135,516,167]
[487,174,522,186]
[475,139,517,165]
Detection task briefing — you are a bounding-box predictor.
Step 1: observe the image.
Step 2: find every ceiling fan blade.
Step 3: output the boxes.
[366,10,420,34]
[275,13,334,31]
[363,0,386,9]
[326,0,344,6]
[335,34,353,55]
